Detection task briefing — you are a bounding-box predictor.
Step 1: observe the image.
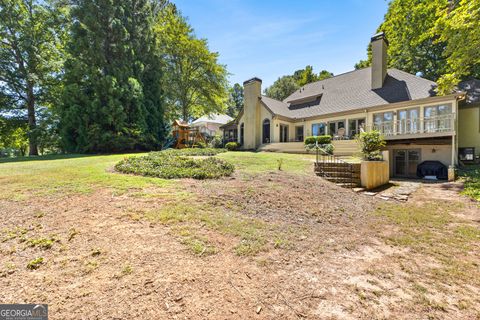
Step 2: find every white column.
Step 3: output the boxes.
[419,105,425,133]
[452,135,457,166]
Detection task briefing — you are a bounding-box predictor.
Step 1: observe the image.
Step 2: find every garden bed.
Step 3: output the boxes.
[115,148,234,179]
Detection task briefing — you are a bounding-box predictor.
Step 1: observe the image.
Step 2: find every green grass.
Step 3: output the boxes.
[0,151,316,200]
[26,257,44,270]
[0,151,311,256]
[216,151,316,175]
[459,165,480,201]
[0,153,173,200]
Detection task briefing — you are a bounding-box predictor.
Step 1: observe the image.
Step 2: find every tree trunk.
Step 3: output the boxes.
[27,82,38,156]
[182,105,189,123]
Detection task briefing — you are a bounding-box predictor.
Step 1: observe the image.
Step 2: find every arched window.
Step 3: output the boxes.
[240,123,244,145]
[262,119,270,143]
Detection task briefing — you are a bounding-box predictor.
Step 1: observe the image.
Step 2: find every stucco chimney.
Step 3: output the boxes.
[371,32,388,90]
[243,77,262,149]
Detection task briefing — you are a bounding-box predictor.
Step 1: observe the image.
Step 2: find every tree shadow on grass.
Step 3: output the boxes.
[0,153,96,164]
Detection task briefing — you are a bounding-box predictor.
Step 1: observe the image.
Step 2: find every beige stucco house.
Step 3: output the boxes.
[224,33,479,178]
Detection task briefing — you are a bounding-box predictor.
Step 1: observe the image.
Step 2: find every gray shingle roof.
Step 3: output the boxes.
[191,113,233,125]
[260,67,438,119]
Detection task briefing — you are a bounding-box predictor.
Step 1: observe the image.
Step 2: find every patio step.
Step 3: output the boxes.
[315,162,361,171]
[317,171,361,178]
[314,161,361,187]
[257,142,308,154]
[323,176,361,187]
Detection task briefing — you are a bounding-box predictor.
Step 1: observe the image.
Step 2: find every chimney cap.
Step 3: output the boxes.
[371,32,389,46]
[243,77,262,85]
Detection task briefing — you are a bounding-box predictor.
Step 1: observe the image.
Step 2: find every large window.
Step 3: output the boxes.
[397,108,419,134]
[348,118,366,137]
[328,120,345,136]
[373,111,394,135]
[424,103,453,132]
[311,123,326,136]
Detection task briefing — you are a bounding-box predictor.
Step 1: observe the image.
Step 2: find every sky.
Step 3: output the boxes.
[173,0,389,88]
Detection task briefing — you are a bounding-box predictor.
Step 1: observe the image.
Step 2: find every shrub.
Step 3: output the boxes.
[225,142,239,151]
[304,135,331,145]
[209,135,223,148]
[115,151,234,179]
[305,142,334,155]
[357,130,386,161]
[195,141,207,148]
[321,143,334,155]
[160,148,226,157]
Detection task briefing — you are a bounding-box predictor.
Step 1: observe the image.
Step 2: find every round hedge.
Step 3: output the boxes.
[115,151,234,179]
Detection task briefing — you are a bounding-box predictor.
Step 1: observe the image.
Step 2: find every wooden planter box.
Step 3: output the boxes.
[360,161,389,190]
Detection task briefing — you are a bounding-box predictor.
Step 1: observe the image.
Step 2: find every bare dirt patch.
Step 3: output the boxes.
[1,171,479,319]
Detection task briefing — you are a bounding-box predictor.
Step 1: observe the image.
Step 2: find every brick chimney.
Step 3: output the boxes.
[371,32,388,90]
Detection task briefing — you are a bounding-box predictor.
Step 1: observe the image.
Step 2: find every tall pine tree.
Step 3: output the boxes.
[60,0,165,153]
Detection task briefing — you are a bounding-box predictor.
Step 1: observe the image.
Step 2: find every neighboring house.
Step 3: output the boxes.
[221,120,239,143]
[191,114,233,139]
[226,33,473,178]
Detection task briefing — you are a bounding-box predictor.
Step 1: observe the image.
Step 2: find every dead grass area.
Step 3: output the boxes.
[1,157,480,319]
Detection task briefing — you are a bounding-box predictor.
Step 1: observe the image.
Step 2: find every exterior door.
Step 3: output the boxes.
[394,149,421,178]
[262,119,270,143]
[240,123,244,145]
[295,126,304,142]
[280,124,289,142]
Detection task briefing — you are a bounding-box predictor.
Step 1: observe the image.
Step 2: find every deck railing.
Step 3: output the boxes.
[372,113,455,137]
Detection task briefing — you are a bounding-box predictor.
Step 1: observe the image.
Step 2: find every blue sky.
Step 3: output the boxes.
[173,0,389,88]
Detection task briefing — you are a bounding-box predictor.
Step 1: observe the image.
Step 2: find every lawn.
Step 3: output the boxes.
[459,165,480,201]
[0,151,479,319]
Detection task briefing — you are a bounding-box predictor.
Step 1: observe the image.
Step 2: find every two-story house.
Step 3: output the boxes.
[224,33,471,178]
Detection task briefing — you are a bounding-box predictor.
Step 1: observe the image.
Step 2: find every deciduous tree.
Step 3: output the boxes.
[226,83,243,118]
[264,75,299,101]
[0,0,66,155]
[156,4,228,122]
[435,0,480,93]
[264,66,333,101]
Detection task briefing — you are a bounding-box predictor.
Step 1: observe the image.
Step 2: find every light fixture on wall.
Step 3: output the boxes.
[276,124,279,127]
[432,148,437,153]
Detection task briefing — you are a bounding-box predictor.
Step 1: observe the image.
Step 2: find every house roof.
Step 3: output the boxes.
[457,79,480,105]
[191,113,233,125]
[260,67,439,120]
